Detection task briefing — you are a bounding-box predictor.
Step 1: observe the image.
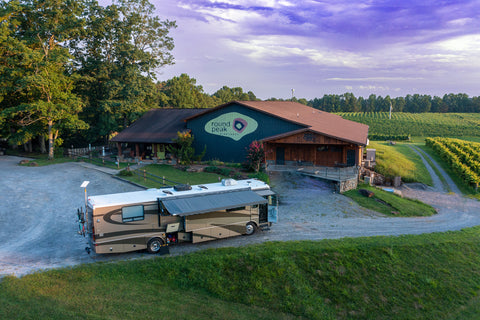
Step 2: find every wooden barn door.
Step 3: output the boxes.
[276,147,285,165]
[346,149,356,166]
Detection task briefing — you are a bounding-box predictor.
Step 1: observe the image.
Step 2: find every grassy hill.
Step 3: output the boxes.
[3,228,480,319]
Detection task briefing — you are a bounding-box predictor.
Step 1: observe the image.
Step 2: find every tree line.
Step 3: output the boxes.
[1,1,479,157]
[154,76,480,115]
[306,93,480,114]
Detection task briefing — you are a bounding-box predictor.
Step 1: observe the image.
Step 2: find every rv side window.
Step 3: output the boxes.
[226,206,246,212]
[122,205,144,222]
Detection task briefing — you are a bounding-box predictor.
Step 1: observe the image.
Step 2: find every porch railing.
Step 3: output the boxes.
[266,162,359,182]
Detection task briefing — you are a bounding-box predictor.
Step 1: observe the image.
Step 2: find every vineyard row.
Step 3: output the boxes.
[425,137,480,190]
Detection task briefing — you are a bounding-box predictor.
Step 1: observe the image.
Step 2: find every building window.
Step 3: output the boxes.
[317,146,329,152]
[122,205,144,222]
[331,146,342,152]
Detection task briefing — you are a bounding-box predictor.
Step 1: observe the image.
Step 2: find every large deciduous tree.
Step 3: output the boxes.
[73,0,176,143]
[0,0,87,159]
[213,85,257,104]
[157,73,219,108]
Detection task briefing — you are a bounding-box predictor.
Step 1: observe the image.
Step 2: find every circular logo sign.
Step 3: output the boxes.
[205,112,258,141]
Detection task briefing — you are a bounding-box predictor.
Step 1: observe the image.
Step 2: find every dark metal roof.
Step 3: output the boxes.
[161,189,267,216]
[111,108,205,143]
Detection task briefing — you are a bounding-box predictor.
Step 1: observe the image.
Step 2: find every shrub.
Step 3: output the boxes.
[204,166,220,174]
[167,131,195,165]
[248,172,269,184]
[119,169,133,176]
[246,140,265,173]
[204,166,233,177]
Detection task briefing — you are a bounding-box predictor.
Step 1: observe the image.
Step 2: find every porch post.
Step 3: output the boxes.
[135,143,140,159]
[117,142,122,158]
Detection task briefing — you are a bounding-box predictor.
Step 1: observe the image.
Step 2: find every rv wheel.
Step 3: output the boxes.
[245,222,257,236]
[147,237,164,254]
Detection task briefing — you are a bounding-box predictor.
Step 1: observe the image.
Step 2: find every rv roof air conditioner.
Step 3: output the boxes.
[222,178,237,186]
[174,184,192,191]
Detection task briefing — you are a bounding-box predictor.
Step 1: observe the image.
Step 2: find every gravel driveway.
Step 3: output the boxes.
[0,154,479,277]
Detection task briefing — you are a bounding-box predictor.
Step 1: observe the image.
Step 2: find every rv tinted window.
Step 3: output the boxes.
[122,205,144,222]
[226,206,246,212]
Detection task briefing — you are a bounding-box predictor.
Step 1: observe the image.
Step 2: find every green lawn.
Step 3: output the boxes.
[3,228,480,319]
[343,184,437,217]
[119,164,231,188]
[368,141,433,186]
[18,155,74,166]
[80,157,135,169]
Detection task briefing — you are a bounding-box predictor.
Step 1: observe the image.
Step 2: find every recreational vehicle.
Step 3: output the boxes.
[82,179,278,254]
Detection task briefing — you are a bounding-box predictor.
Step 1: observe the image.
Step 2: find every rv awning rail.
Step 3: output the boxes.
[161,189,267,216]
[254,189,276,197]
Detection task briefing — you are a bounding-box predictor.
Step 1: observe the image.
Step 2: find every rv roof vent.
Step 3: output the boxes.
[222,178,237,186]
[163,190,173,195]
[174,184,192,191]
[199,185,208,189]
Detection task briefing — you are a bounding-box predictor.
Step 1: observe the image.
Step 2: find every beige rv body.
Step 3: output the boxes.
[86,179,277,254]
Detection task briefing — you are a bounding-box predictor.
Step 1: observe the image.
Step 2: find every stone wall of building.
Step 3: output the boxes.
[336,177,358,193]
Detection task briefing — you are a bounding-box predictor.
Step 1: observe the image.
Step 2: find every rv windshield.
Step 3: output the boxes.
[268,194,278,207]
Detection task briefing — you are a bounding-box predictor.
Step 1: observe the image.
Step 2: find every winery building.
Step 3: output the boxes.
[186,101,369,167]
[112,101,369,167]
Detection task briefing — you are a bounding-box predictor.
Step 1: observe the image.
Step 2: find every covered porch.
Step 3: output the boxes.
[263,129,364,168]
[115,142,170,161]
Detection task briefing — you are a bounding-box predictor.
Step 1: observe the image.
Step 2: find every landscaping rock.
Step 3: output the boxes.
[19,159,29,165]
[359,189,374,197]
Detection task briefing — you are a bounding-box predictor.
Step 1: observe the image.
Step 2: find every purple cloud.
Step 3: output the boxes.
[153,0,480,99]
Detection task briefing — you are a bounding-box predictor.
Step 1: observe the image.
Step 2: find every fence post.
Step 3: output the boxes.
[163,176,165,185]
[144,169,146,182]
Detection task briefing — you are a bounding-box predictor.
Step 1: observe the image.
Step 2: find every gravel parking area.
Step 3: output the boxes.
[0,154,479,277]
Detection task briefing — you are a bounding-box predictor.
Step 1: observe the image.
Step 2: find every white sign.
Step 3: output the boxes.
[204,112,258,141]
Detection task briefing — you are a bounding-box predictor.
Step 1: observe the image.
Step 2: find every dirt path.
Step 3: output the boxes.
[0,154,479,277]
[407,144,461,194]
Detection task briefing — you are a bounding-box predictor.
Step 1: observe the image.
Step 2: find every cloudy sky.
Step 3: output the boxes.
[152,0,480,100]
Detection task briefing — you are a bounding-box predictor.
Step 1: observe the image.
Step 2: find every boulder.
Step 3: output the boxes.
[359,189,374,198]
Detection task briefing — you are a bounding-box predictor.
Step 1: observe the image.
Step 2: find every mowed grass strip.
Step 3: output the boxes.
[3,228,480,319]
[343,184,437,217]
